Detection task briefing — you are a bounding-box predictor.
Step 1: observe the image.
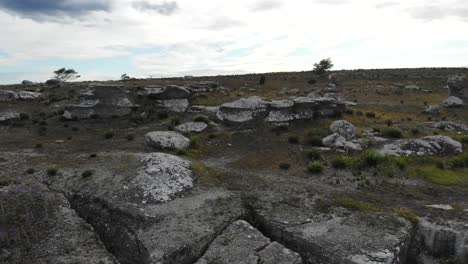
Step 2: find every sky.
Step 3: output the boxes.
[0,0,467,84]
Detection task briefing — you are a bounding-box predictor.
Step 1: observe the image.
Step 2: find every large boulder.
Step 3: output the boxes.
[140,85,190,100]
[130,153,194,203]
[175,122,208,133]
[45,79,61,87]
[63,85,133,119]
[379,136,463,156]
[21,80,34,86]
[155,99,189,113]
[448,74,468,103]
[0,184,118,264]
[17,91,42,100]
[265,99,295,122]
[322,133,346,148]
[442,96,463,108]
[0,110,20,124]
[195,220,302,264]
[145,131,191,150]
[330,120,356,140]
[293,97,318,119]
[0,90,19,101]
[217,96,269,124]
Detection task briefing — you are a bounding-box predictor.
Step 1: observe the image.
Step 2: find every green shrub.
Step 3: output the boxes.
[26,168,35,174]
[354,150,385,169]
[35,143,43,148]
[306,149,322,160]
[169,117,180,126]
[193,114,210,123]
[331,157,348,169]
[89,153,97,158]
[104,131,114,139]
[450,153,468,168]
[19,113,29,120]
[460,135,468,144]
[279,163,291,170]
[365,112,376,118]
[126,134,135,141]
[335,198,378,212]
[157,112,169,120]
[381,127,403,139]
[288,135,299,144]
[306,135,323,147]
[176,149,187,156]
[81,170,94,178]
[395,208,418,224]
[271,124,289,133]
[410,166,466,185]
[308,161,324,174]
[47,167,58,176]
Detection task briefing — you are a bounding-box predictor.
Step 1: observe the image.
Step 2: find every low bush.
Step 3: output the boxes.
[193,114,210,123]
[450,153,468,168]
[47,167,58,176]
[365,112,376,118]
[26,168,35,174]
[306,135,323,147]
[81,170,94,178]
[381,127,403,139]
[308,161,324,174]
[331,157,348,169]
[395,208,419,224]
[288,135,299,144]
[335,198,378,212]
[306,149,322,160]
[104,131,114,139]
[279,163,291,170]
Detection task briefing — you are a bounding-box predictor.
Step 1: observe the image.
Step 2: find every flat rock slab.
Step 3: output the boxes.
[195,220,302,264]
[0,183,118,264]
[130,153,194,203]
[379,136,463,156]
[140,85,191,99]
[0,110,20,123]
[217,96,270,124]
[175,121,208,133]
[145,131,191,150]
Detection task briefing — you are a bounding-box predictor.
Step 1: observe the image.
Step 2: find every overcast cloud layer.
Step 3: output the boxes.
[0,0,467,84]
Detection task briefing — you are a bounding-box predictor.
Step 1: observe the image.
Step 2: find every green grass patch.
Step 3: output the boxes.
[192,161,224,184]
[335,198,379,212]
[394,208,419,224]
[409,166,468,185]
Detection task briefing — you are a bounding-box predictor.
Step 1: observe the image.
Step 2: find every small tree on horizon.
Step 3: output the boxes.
[313,58,334,75]
[53,68,80,83]
[121,73,130,81]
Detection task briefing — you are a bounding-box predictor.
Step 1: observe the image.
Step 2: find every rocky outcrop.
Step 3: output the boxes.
[217,96,345,124]
[330,120,356,140]
[139,85,190,100]
[187,105,220,118]
[187,81,221,93]
[130,153,194,203]
[217,96,270,124]
[0,90,42,101]
[0,183,118,264]
[424,105,441,115]
[0,110,20,124]
[266,99,296,122]
[448,74,468,103]
[145,131,191,150]
[323,120,362,151]
[410,218,468,264]
[195,220,302,264]
[443,96,463,108]
[379,136,463,156]
[63,85,134,119]
[433,121,468,132]
[175,122,208,133]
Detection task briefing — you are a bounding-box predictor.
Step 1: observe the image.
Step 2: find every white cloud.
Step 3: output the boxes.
[0,0,467,83]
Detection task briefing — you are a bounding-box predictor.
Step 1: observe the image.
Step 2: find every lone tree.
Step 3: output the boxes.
[313,58,333,75]
[259,76,266,85]
[121,73,130,81]
[53,68,80,83]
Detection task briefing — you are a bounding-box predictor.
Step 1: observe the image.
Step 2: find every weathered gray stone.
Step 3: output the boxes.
[330,120,356,140]
[292,97,318,119]
[322,133,346,148]
[217,96,269,124]
[0,111,20,124]
[130,153,194,203]
[155,99,189,113]
[145,131,191,150]
[195,220,302,264]
[424,105,441,115]
[140,85,190,99]
[379,136,463,156]
[21,80,34,86]
[448,74,468,103]
[0,184,118,264]
[404,85,421,91]
[265,99,295,122]
[187,105,220,118]
[175,122,208,133]
[433,121,468,132]
[17,91,42,100]
[442,96,463,108]
[63,85,133,119]
[0,90,19,101]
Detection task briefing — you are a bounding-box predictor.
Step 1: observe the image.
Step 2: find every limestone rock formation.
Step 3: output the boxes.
[330,120,356,140]
[0,184,118,264]
[0,110,20,124]
[265,99,296,122]
[175,121,208,133]
[195,220,302,264]
[216,96,270,124]
[443,96,463,108]
[379,136,463,156]
[145,131,191,150]
[63,85,134,119]
[130,153,194,203]
[448,74,468,103]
